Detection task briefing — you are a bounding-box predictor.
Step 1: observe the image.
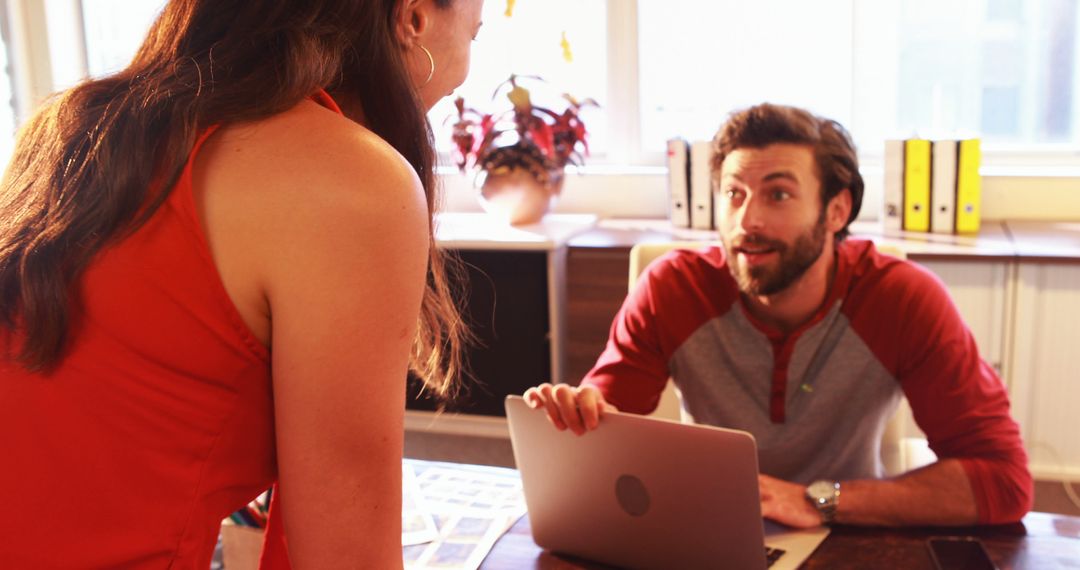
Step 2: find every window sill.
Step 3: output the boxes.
[437,166,1080,222]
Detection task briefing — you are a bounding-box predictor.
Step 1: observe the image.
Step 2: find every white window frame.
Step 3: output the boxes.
[2,0,89,122]
[3,0,51,123]
[604,0,642,167]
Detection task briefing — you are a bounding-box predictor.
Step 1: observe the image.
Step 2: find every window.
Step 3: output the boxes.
[637,0,1080,162]
[72,0,612,160]
[80,0,165,78]
[856,0,1080,153]
[637,0,853,155]
[6,0,1080,192]
[0,7,18,168]
[427,0,608,158]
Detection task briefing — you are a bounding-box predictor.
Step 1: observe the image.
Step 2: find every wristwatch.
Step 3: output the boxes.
[805,480,841,524]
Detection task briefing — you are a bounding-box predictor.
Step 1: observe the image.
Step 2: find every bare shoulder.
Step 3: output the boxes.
[192,98,429,343]
[196,98,429,256]
[218,99,424,213]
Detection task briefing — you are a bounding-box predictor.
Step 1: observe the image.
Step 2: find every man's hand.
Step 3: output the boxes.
[758,474,823,529]
[522,383,616,435]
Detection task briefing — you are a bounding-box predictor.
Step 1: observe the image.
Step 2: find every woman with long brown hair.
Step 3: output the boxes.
[0,0,482,567]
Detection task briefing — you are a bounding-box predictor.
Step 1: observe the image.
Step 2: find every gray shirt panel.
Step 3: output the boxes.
[670,300,902,484]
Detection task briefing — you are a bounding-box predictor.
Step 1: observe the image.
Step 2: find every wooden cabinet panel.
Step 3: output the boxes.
[565,247,632,384]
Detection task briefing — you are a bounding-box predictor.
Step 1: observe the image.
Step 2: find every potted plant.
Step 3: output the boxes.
[450,74,597,225]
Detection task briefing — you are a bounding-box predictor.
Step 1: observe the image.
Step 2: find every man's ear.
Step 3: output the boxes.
[827,188,853,233]
[395,0,431,45]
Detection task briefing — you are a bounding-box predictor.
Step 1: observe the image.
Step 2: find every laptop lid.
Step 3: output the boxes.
[505,395,770,570]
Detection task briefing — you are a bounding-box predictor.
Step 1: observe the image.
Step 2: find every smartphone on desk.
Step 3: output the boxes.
[927,536,998,570]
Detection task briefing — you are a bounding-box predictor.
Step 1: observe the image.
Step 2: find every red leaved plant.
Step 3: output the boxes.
[450,74,597,192]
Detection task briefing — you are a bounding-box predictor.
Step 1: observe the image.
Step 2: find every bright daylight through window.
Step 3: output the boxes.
[7,0,1080,173]
[638,0,1080,161]
[426,0,608,159]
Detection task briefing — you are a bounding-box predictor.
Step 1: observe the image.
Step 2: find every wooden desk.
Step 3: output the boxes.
[481,511,1080,569]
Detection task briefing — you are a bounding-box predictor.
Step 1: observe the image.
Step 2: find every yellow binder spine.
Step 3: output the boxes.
[903,139,931,232]
[955,139,981,234]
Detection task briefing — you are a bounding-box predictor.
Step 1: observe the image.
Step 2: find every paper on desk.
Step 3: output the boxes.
[413,466,527,520]
[402,463,527,570]
[403,464,440,546]
[404,514,510,569]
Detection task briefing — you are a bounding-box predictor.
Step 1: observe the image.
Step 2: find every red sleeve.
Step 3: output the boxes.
[580,248,735,414]
[579,273,670,414]
[849,257,1033,524]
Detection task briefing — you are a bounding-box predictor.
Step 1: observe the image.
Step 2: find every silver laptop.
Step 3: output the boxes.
[505,395,829,570]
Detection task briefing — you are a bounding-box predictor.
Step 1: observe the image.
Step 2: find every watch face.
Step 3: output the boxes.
[807,480,837,501]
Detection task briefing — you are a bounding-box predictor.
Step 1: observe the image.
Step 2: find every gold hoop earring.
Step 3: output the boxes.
[418,44,435,87]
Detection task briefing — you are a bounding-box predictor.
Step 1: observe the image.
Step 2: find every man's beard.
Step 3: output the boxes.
[724,214,828,297]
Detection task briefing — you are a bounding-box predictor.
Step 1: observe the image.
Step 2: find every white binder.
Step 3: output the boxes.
[930,140,958,234]
[667,139,690,228]
[689,140,715,230]
[882,139,904,233]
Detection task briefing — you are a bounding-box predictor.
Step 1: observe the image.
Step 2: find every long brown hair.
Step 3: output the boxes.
[0,0,467,397]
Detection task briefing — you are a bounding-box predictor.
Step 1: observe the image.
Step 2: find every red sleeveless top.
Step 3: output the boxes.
[0,91,341,568]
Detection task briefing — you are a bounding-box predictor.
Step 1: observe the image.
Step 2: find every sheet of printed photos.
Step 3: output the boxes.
[402,463,440,546]
[401,460,527,570]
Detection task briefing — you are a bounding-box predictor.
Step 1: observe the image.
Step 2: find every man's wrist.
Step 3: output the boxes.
[805,480,841,524]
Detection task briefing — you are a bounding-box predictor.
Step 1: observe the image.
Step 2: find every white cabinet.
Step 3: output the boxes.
[1008,261,1080,480]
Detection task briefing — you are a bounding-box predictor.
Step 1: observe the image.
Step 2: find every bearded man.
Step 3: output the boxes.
[524,103,1032,528]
